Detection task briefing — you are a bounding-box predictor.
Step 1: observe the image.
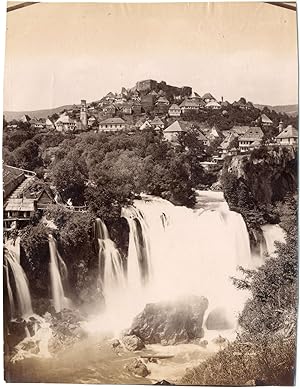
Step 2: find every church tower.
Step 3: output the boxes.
[80,99,87,128]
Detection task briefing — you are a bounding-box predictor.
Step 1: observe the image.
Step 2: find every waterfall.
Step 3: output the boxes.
[48,235,70,312]
[4,260,15,318]
[261,224,286,256]
[4,249,33,318]
[95,219,126,304]
[124,194,253,311]
[122,208,151,289]
[88,191,283,335]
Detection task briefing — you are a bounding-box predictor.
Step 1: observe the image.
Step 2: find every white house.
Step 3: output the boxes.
[151,116,164,129]
[88,116,97,127]
[238,126,264,153]
[140,120,152,130]
[180,99,199,114]
[220,133,238,156]
[276,125,298,146]
[46,118,55,130]
[55,114,77,132]
[202,93,216,103]
[99,117,126,132]
[168,104,181,117]
[163,120,187,142]
[205,101,221,110]
[260,113,273,126]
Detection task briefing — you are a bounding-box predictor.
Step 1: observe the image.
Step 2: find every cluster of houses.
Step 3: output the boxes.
[6,99,93,133]
[3,165,54,232]
[4,78,298,159]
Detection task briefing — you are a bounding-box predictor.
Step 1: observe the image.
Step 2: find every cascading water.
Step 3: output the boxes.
[120,192,254,327]
[4,247,33,319]
[122,209,151,289]
[4,258,15,318]
[261,224,285,256]
[49,235,70,312]
[87,191,285,335]
[95,218,126,301]
[90,219,127,332]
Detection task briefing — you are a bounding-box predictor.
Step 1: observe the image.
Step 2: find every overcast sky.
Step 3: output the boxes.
[4,1,298,111]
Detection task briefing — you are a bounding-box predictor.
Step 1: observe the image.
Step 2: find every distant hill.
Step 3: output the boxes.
[254,104,298,117]
[3,104,76,122]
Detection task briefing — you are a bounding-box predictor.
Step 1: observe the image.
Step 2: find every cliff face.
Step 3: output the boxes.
[221,147,297,247]
[225,147,297,205]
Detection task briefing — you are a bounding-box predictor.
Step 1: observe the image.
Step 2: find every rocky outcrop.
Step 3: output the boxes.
[225,148,297,206]
[222,148,297,215]
[221,147,297,248]
[122,335,145,351]
[47,309,87,354]
[125,358,150,377]
[127,295,208,345]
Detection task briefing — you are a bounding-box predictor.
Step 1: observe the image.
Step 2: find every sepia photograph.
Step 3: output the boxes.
[2,0,298,385]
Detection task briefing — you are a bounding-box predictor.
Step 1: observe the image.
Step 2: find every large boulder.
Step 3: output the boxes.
[122,335,145,351]
[47,309,87,354]
[128,295,208,345]
[125,358,150,377]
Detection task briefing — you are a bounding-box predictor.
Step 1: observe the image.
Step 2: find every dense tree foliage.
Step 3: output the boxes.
[48,129,211,221]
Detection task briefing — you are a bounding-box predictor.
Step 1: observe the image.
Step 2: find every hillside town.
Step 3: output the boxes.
[3,1,298,386]
[5,79,298,163]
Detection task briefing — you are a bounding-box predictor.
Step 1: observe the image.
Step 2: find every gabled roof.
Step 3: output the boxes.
[196,131,208,141]
[55,114,73,124]
[5,198,35,212]
[3,166,26,199]
[206,101,221,108]
[179,99,199,108]
[20,114,31,123]
[164,120,188,133]
[189,91,201,98]
[151,116,164,126]
[105,92,115,98]
[169,104,181,110]
[23,180,54,201]
[276,125,298,139]
[220,133,238,150]
[148,90,158,96]
[99,117,125,125]
[230,125,250,135]
[221,101,230,107]
[207,126,220,139]
[140,120,152,130]
[261,113,273,124]
[156,96,169,104]
[202,93,215,100]
[239,126,264,141]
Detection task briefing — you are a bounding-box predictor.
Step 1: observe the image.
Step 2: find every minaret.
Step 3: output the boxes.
[278,120,284,133]
[80,99,87,128]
